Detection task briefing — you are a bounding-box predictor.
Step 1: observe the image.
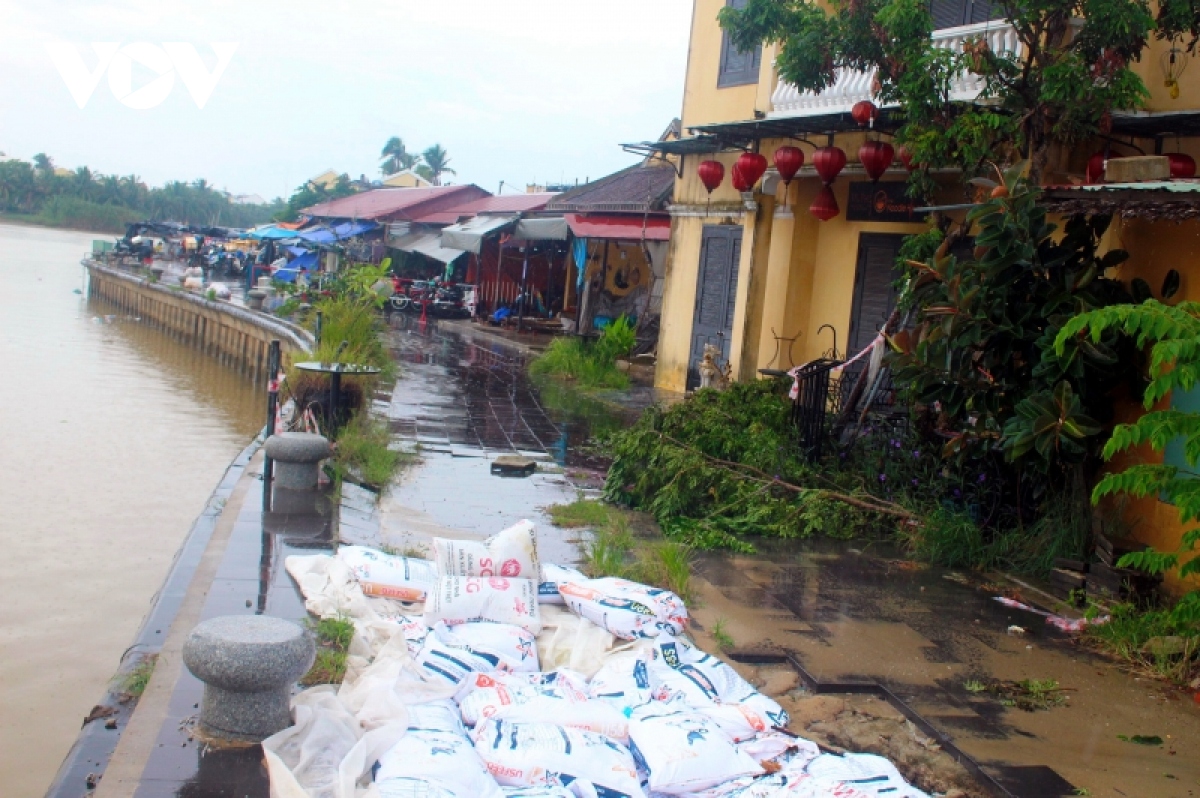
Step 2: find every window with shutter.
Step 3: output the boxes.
[929,0,998,29]
[717,0,762,88]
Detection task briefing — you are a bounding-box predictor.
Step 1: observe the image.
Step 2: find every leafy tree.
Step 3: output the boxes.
[32,152,54,175]
[416,144,455,186]
[721,0,1200,184]
[889,163,1135,504]
[1057,301,1200,625]
[380,136,418,175]
[276,174,355,222]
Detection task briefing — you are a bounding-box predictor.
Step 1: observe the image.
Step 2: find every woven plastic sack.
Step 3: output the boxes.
[473,719,646,798]
[627,704,763,794]
[803,753,931,798]
[538,563,586,605]
[588,651,653,713]
[374,727,503,798]
[414,621,540,685]
[434,520,540,580]
[339,546,438,601]
[558,577,687,640]
[456,671,628,742]
[424,576,542,634]
[536,605,618,678]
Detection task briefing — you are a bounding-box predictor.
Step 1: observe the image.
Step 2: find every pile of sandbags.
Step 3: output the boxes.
[274,519,931,798]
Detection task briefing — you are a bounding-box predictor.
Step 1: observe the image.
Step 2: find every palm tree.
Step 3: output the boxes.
[380,137,417,176]
[417,144,455,186]
[32,153,54,175]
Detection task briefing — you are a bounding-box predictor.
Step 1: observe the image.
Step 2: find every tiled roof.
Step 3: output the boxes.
[411,193,557,225]
[547,165,675,213]
[302,185,485,220]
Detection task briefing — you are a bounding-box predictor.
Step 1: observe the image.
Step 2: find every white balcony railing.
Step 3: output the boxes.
[769,20,1025,117]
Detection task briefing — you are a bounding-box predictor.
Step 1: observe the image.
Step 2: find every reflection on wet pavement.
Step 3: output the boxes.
[692,540,1200,797]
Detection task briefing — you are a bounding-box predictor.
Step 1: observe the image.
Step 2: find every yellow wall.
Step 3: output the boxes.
[680,0,776,128]
[1131,36,1200,112]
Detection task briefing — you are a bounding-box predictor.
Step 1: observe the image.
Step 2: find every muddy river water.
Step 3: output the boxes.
[0,224,261,796]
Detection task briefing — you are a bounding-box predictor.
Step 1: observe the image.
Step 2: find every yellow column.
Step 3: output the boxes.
[755,196,798,372]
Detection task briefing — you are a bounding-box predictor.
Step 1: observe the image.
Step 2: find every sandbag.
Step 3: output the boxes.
[536,605,618,678]
[538,563,586,605]
[803,753,931,798]
[558,577,687,640]
[473,719,646,798]
[415,621,540,685]
[627,705,763,794]
[375,727,504,798]
[406,698,468,736]
[456,672,628,742]
[339,545,438,601]
[425,577,542,634]
[588,651,653,713]
[434,520,540,580]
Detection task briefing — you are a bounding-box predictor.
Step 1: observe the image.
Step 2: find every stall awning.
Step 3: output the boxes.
[248,225,299,240]
[295,220,379,244]
[566,213,671,241]
[440,215,516,254]
[513,217,570,241]
[388,230,465,264]
[273,251,319,282]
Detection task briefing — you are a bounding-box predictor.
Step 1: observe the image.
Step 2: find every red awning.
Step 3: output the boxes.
[565,213,670,241]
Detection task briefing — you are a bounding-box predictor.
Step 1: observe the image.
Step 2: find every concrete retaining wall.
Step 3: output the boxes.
[84,259,314,378]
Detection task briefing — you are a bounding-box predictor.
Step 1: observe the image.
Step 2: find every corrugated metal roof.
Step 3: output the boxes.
[547,165,675,213]
[302,186,481,220]
[411,193,556,225]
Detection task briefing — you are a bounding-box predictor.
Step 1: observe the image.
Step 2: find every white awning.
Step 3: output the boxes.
[440,215,516,254]
[513,217,569,241]
[387,228,464,264]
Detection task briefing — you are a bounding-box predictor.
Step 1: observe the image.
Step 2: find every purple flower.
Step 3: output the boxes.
[879,473,887,483]
[912,478,919,486]
[893,439,902,449]
[978,473,987,483]
[913,450,921,459]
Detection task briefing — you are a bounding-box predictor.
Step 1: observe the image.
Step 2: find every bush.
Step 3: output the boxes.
[329,413,408,490]
[38,196,141,233]
[530,336,630,390]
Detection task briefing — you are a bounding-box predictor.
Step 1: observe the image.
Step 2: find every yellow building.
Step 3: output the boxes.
[308,169,344,191]
[381,169,433,189]
[634,0,1200,586]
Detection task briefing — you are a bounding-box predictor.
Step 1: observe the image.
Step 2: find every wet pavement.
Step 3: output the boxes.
[690,540,1200,797]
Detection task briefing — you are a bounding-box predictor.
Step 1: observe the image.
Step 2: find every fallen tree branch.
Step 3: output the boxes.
[656,432,918,521]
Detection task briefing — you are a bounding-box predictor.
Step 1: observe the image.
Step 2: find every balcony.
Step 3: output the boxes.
[769,20,1025,117]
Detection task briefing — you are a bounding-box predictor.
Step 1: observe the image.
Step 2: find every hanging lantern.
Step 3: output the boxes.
[735,152,769,188]
[859,140,895,181]
[809,184,840,221]
[698,160,725,193]
[1167,153,1197,179]
[813,146,847,184]
[773,146,804,184]
[897,145,915,172]
[851,100,879,128]
[731,162,753,192]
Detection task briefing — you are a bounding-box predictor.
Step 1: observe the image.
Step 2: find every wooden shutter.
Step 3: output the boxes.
[930,0,999,29]
[718,0,762,88]
[847,235,904,357]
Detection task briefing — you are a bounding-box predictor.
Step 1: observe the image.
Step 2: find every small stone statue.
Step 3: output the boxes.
[697,343,732,390]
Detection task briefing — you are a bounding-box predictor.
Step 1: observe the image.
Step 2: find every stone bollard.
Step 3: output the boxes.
[247,287,267,310]
[182,615,314,742]
[264,432,331,491]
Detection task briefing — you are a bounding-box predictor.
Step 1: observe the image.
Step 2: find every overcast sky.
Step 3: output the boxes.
[0,0,692,201]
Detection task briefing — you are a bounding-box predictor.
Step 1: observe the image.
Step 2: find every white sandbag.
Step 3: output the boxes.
[425,576,542,634]
[415,621,540,685]
[558,577,687,640]
[536,605,618,678]
[375,727,504,798]
[647,636,789,740]
[588,651,653,713]
[406,698,468,736]
[339,545,439,601]
[538,563,586,605]
[627,705,763,794]
[434,520,540,579]
[500,789,576,797]
[456,672,628,742]
[803,754,930,798]
[736,732,819,768]
[473,719,646,798]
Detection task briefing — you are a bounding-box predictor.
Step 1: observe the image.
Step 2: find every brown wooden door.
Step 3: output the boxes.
[688,225,743,389]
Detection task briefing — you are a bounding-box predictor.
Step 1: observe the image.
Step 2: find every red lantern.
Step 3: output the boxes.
[735,152,768,188]
[859,140,895,181]
[809,184,840,221]
[698,160,725,193]
[898,145,915,172]
[773,146,804,184]
[851,100,878,128]
[731,163,753,192]
[813,146,847,184]
[1167,153,1197,179]
[1086,151,1124,183]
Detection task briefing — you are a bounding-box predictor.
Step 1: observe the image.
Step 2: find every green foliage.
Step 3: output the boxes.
[301,615,355,686]
[1085,600,1200,684]
[276,174,354,222]
[891,167,1134,481]
[330,413,408,490]
[1057,299,1200,627]
[530,319,635,391]
[307,294,392,376]
[123,655,158,698]
[584,516,635,578]
[548,498,614,529]
[710,618,736,652]
[0,157,280,227]
[721,0,1194,184]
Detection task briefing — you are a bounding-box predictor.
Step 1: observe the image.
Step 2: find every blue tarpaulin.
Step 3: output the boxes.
[295,220,378,244]
[248,225,298,240]
[273,251,318,283]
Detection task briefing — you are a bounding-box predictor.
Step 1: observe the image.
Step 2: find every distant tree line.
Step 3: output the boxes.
[0,153,284,232]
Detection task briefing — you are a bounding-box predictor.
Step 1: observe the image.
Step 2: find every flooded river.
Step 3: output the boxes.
[0,224,261,797]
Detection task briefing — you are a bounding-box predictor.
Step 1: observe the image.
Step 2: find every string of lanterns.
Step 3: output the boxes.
[695,100,909,222]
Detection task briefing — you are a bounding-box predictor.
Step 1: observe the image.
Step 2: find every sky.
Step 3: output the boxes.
[0,0,692,201]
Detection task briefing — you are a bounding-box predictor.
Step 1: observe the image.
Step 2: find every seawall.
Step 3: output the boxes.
[83,259,315,377]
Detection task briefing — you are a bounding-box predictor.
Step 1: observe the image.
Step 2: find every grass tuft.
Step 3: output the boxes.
[584,516,635,579]
[329,414,410,490]
[711,618,735,652]
[123,655,158,698]
[548,498,614,529]
[301,616,355,686]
